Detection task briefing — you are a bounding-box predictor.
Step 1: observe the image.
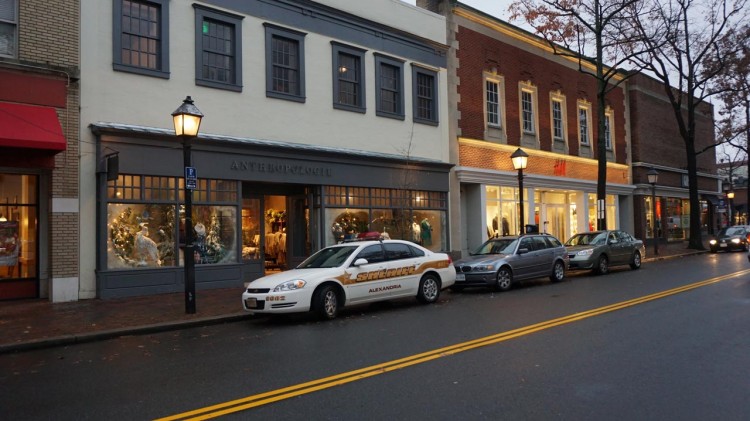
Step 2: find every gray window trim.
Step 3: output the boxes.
[264,23,306,103]
[374,53,405,120]
[112,0,170,78]
[193,4,243,92]
[331,41,366,113]
[411,64,439,126]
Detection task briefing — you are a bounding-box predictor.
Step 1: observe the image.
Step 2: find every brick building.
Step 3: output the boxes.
[419,1,634,254]
[0,0,80,301]
[628,73,720,243]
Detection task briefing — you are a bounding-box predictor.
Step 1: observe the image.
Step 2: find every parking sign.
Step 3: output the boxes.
[185,166,197,190]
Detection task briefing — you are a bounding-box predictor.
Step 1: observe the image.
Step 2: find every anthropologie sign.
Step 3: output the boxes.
[230,160,332,177]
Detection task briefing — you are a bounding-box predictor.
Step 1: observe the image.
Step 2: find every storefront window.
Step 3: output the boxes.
[107,175,239,269]
[0,174,38,281]
[323,186,448,251]
[189,205,237,265]
[666,198,689,241]
[486,186,519,237]
[108,203,176,268]
[587,193,617,231]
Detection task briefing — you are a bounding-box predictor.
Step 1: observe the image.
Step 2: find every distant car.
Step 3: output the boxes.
[452,233,569,292]
[241,239,455,320]
[565,230,645,275]
[709,225,750,253]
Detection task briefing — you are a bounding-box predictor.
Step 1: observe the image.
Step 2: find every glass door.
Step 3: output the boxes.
[0,174,38,300]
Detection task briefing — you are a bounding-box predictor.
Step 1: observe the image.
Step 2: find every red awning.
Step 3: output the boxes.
[0,102,66,151]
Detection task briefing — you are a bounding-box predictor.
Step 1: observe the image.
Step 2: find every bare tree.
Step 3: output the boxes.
[708,24,750,207]
[509,0,658,230]
[626,0,747,249]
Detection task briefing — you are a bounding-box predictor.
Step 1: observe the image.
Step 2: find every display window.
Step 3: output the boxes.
[587,193,617,231]
[106,175,239,269]
[241,198,261,261]
[323,186,447,251]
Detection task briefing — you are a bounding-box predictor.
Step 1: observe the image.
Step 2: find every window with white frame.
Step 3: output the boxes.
[578,104,591,146]
[521,89,535,133]
[604,110,614,150]
[552,98,564,141]
[0,0,17,58]
[486,79,501,127]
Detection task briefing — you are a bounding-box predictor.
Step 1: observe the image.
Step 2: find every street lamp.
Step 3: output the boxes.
[511,148,529,234]
[172,96,203,314]
[647,168,659,256]
[728,190,735,226]
[723,180,733,228]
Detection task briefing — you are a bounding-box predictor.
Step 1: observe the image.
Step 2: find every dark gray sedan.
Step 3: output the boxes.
[452,233,569,292]
[564,230,645,275]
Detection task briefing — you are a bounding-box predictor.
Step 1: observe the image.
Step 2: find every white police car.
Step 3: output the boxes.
[242,239,455,319]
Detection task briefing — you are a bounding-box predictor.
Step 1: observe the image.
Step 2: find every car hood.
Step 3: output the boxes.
[247,267,345,288]
[717,234,745,240]
[454,254,509,266]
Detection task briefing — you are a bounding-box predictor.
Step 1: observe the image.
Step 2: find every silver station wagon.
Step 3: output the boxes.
[452,234,569,292]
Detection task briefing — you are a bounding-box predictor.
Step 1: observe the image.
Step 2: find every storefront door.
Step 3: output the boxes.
[287,195,310,269]
[0,174,39,300]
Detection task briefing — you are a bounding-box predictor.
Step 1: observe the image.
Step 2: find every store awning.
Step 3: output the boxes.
[0,102,66,151]
[702,194,720,205]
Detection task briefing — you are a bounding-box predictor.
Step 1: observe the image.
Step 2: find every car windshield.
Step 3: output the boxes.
[565,232,607,246]
[297,246,358,268]
[472,238,517,255]
[721,226,746,236]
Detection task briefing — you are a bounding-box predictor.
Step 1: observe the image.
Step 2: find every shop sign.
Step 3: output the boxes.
[185,166,197,190]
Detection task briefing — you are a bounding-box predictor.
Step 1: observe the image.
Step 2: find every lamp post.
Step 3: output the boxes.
[511,148,529,235]
[723,180,732,228]
[647,168,659,256]
[172,96,203,314]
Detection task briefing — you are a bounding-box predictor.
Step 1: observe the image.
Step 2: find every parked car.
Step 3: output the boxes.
[241,239,455,320]
[564,230,645,275]
[709,225,750,253]
[452,233,569,292]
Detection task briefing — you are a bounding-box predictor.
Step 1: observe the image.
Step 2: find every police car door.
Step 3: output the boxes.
[347,244,390,304]
[382,242,421,298]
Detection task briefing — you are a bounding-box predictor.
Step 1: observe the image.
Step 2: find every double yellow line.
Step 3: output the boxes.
[157,269,750,421]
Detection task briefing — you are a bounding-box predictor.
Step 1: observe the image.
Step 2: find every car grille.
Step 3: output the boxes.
[455,265,474,273]
[246,288,271,293]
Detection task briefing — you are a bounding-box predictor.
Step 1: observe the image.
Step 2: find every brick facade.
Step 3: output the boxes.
[455,25,628,168]
[0,0,80,298]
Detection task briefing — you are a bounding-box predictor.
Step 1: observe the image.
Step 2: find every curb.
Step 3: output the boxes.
[643,249,708,263]
[0,313,253,355]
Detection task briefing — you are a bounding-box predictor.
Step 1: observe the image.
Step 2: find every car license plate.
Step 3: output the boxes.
[245,297,257,308]
[720,243,727,248]
[455,273,465,281]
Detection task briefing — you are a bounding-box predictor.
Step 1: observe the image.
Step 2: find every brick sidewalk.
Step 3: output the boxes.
[0,241,708,354]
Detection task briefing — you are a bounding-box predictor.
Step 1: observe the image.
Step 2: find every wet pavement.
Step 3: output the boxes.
[0,241,709,354]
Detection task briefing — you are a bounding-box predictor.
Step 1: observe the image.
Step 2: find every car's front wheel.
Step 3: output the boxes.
[417,274,441,303]
[630,251,642,270]
[313,285,340,320]
[495,267,513,291]
[595,255,609,275]
[549,260,565,282]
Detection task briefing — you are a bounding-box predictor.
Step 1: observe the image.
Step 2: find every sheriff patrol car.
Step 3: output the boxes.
[242,239,455,320]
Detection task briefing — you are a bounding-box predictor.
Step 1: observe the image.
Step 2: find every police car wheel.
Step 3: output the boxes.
[417,274,440,304]
[314,285,340,320]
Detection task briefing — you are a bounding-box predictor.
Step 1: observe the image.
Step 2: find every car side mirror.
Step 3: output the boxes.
[517,248,529,255]
[353,258,369,266]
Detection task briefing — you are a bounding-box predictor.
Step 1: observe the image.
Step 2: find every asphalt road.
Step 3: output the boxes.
[2,252,749,420]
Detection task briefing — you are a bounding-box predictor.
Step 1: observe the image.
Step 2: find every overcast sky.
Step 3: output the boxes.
[403,0,515,21]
